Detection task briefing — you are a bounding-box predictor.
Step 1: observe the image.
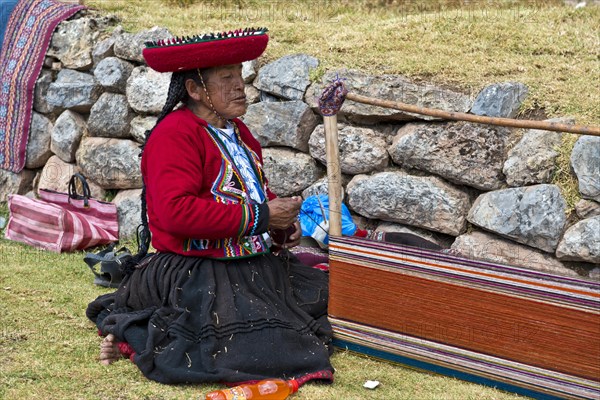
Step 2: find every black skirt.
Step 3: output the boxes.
[86,251,334,384]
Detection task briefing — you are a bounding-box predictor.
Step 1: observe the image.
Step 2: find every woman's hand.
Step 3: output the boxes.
[281,220,301,249]
[268,197,303,250]
[270,220,302,249]
[267,196,302,230]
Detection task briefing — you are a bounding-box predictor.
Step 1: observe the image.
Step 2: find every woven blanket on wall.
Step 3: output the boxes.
[0,0,84,173]
[328,236,600,400]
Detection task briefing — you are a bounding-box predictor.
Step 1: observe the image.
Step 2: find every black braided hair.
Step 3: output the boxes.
[125,69,208,274]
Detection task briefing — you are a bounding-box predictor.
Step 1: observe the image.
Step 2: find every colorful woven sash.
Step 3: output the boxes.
[0,0,84,172]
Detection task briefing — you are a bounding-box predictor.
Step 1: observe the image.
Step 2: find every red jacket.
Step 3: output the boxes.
[141,106,276,258]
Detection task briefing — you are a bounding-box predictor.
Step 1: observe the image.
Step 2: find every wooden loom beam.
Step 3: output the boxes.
[323,86,600,236]
[324,115,343,236]
[345,92,600,136]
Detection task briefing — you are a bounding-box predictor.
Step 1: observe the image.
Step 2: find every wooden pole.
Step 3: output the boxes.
[346,92,600,136]
[324,115,342,237]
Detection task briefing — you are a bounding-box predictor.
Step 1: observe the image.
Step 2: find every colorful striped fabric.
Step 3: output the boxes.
[0,0,84,172]
[328,236,600,400]
[5,189,118,252]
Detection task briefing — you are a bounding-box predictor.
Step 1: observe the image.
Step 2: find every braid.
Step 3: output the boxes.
[196,68,225,123]
[142,72,189,150]
[127,72,190,272]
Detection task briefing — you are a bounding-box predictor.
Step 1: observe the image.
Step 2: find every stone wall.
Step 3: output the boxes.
[1,10,598,279]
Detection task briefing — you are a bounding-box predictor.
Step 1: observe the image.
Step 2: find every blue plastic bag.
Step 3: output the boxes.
[299,195,357,245]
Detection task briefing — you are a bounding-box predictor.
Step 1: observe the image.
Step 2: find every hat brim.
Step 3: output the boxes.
[143,34,269,73]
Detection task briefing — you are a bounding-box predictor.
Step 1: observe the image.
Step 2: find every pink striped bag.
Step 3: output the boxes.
[5,174,119,252]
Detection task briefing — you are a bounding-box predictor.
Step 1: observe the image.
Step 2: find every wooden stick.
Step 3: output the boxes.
[346,92,600,136]
[324,115,342,237]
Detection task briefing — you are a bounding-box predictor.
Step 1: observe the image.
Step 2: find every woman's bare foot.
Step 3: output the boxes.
[99,334,121,365]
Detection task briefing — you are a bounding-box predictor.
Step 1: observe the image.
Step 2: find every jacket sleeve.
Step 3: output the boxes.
[143,118,270,240]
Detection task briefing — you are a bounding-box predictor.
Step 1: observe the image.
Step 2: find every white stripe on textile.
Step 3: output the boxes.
[331,317,600,400]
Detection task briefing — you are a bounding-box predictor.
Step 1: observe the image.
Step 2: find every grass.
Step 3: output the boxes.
[552,133,581,209]
[2,1,597,398]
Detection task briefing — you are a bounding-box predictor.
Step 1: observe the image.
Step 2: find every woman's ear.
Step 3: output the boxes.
[185,78,203,102]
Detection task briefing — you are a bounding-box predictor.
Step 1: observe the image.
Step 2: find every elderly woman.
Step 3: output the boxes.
[87,28,334,386]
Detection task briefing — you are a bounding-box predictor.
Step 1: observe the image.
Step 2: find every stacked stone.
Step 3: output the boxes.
[0,14,598,279]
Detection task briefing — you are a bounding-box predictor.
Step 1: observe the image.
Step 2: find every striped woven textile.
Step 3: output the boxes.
[5,190,118,252]
[0,0,84,172]
[328,236,600,400]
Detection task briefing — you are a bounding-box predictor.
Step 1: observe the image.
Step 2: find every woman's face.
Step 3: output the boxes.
[202,64,247,119]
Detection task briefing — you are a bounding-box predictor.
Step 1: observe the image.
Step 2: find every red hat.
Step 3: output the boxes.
[142,27,269,73]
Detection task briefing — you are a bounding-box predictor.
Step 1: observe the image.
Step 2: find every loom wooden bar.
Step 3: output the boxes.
[324,115,342,236]
[328,236,600,399]
[345,92,600,136]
